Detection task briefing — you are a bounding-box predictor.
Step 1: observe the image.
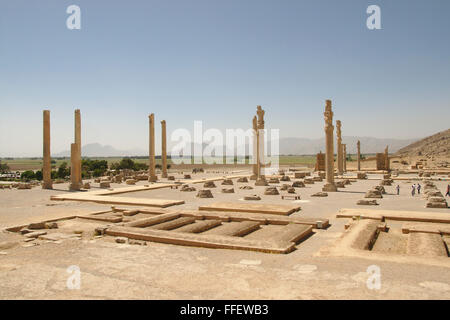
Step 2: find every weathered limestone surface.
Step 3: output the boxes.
[74,109,82,185]
[42,110,52,189]
[322,100,337,192]
[336,120,343,175]
[315,152,325,171]
[161,120,168,178]
[70,143,81,191]
[199,202,301,215]
[255,106,267,186]
[343,144,347,172]
[406,232,447,257]
[357,140,361,171]
[148,113,157,182]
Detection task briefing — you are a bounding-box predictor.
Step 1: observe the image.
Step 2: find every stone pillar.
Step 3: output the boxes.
[336,120,343,175]
[250,116,258,180]
[255,106,268,186]
[70,143,81,191]
[161,120,168,178]
[357,140,361,171]
[42,110,53,189]
[148,113,157,182]
[384,145,390,171]
[343,144,347,172]
[322,100,337,192]
[74,109,82,185]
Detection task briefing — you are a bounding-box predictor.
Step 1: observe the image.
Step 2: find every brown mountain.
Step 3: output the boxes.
[396,129,450,157]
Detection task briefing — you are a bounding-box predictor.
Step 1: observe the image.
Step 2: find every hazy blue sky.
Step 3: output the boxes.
[1,0,449,156]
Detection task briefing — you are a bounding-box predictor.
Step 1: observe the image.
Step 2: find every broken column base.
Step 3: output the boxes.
[69,183,82,191]
[322,183,337,192]
[42,182,53,189]
[148,176,158,182]
[255,178,268,186]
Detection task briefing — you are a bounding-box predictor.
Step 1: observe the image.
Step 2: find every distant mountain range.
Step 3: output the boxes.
[396,129,450,157]
[54,143,146,157]
[53,137,417,158]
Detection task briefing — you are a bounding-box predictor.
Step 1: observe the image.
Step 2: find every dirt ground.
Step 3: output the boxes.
[0,168,449,300]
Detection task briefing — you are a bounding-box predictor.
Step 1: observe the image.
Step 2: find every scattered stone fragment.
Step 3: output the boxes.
[365,189,383,199]
[129,240,146,246]
[25,231,47,238]
[221,179,233,185]
[280,184,289,191]
[237,177,249,183]
[280,175,291,181]
[83,182,91,189]
[125,179,136,185]
[311,192,328,197]
[426,197,448,208]
[239,186,253,190]
[357,199,379,205]
[357,172,367,179]
[100,181,111,188]
[380,179,393,186]
[244,195,261,201]
[374,185,386,194]
[115,237,128,244]
[203,181,216,188]
[180,185,196,192]
[221,188,235,193]
[264,186,279,195]
[335,181,346,188]
[197,189,213,198]
[184,174,191,179]
[168,176,175,181]
[287,187,296,194]
[28,222,46,230]
[94,227,107,236]
[268,177,280,184]
[292,181,305,188]
[45,222,58,229]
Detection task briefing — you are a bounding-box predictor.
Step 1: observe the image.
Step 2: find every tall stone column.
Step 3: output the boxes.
[42,110,53,189]
[148,113,157,182]
[74,109,82,185]
[343,144,347,172]
[357,140,361,171]
[70,143,81,191]
[255,106,268,186]
[384,146,390,171]
[322,100,337,192]
[336,120,343,175]
[161,120,168,178]
[250,116,258,180]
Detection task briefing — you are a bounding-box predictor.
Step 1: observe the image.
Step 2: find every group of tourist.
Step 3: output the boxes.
[395,183,450,197]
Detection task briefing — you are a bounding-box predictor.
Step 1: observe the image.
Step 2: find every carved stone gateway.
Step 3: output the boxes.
[322,100,337,192]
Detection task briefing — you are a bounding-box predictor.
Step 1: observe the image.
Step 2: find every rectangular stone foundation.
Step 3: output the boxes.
[199,202,301,216]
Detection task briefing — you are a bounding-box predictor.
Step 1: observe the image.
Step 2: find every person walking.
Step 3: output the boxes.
[417,183,421,195]
[446,184,450,197]
[411,184,416,196]
[396,185,400,195]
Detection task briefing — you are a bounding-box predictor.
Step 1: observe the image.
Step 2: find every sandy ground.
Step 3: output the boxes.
[0,169,449,300]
